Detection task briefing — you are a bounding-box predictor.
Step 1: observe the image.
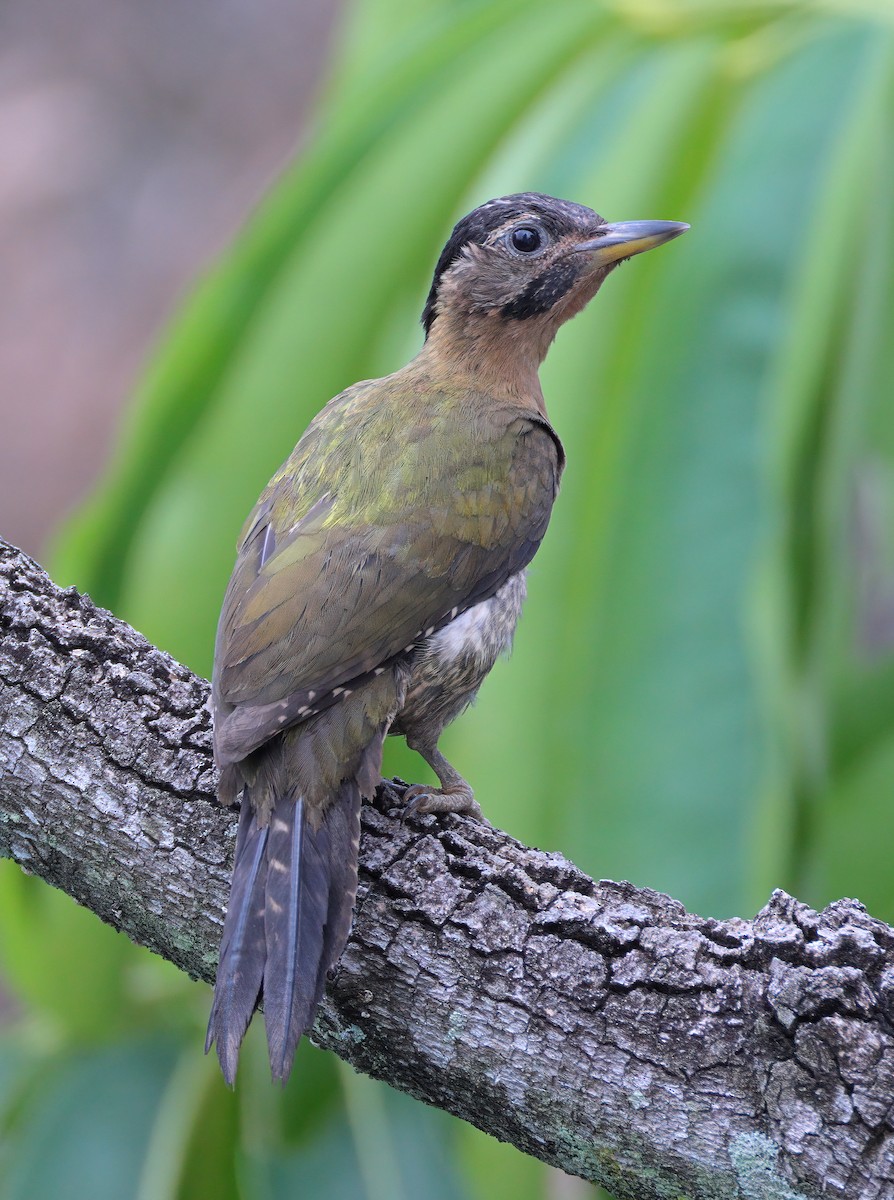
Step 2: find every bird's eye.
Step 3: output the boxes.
[509,226,543,254]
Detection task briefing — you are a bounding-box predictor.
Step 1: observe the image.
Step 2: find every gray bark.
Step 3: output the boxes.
[1,535,892,1200]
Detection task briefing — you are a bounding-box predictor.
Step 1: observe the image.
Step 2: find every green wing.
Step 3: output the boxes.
[213,383,562,766]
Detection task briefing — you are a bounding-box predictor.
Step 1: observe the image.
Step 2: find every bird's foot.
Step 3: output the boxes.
[402,783,482,820]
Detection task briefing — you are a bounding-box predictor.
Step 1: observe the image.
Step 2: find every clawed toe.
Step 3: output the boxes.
[402,783,482,820]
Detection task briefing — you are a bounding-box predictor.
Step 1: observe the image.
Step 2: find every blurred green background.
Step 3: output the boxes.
[2,0,894,1196]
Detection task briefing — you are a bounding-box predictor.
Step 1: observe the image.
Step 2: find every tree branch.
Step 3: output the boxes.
[1,536,892,1199]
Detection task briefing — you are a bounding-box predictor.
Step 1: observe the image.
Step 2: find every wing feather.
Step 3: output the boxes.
[212,395,562,766]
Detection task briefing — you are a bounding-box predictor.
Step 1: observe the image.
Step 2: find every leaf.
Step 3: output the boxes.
[339,1067,472,1200]
[0,1039,181,1200]
[815,733,894,925]
[754,30,894,903]
[237,1070,470,1200]
[0,864,139,1040]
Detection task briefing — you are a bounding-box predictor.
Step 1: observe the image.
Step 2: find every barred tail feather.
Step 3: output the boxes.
[263,784,363,1082]
[207,783,364,1084]
[206,799,270,1086]
[263,796,327,1079]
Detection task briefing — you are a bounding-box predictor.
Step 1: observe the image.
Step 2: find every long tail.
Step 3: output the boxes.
[205,798,269,1084]
[205,782,362,1085]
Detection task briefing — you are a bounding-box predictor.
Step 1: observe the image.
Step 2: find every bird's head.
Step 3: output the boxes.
[420,193,687,384]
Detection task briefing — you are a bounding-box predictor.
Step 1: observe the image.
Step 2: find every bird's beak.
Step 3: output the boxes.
[574,219,689,268]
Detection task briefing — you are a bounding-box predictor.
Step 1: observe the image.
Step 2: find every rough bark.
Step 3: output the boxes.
[1,535,892,1200]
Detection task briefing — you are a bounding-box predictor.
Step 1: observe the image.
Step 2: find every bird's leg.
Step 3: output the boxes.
[403,741,482,818]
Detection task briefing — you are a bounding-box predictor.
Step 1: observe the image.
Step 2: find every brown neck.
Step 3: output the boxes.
[413,259,609,414]
[413,308,556,415]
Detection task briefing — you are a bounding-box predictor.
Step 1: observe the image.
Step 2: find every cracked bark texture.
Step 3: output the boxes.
[1,536,893,1200]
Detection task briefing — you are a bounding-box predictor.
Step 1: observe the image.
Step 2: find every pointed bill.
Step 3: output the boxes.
[575,219,689,267]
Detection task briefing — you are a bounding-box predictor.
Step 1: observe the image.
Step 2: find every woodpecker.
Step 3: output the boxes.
[206,192,688,1083]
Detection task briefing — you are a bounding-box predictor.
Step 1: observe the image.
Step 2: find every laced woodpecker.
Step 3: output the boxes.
[206,192,688,1083]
